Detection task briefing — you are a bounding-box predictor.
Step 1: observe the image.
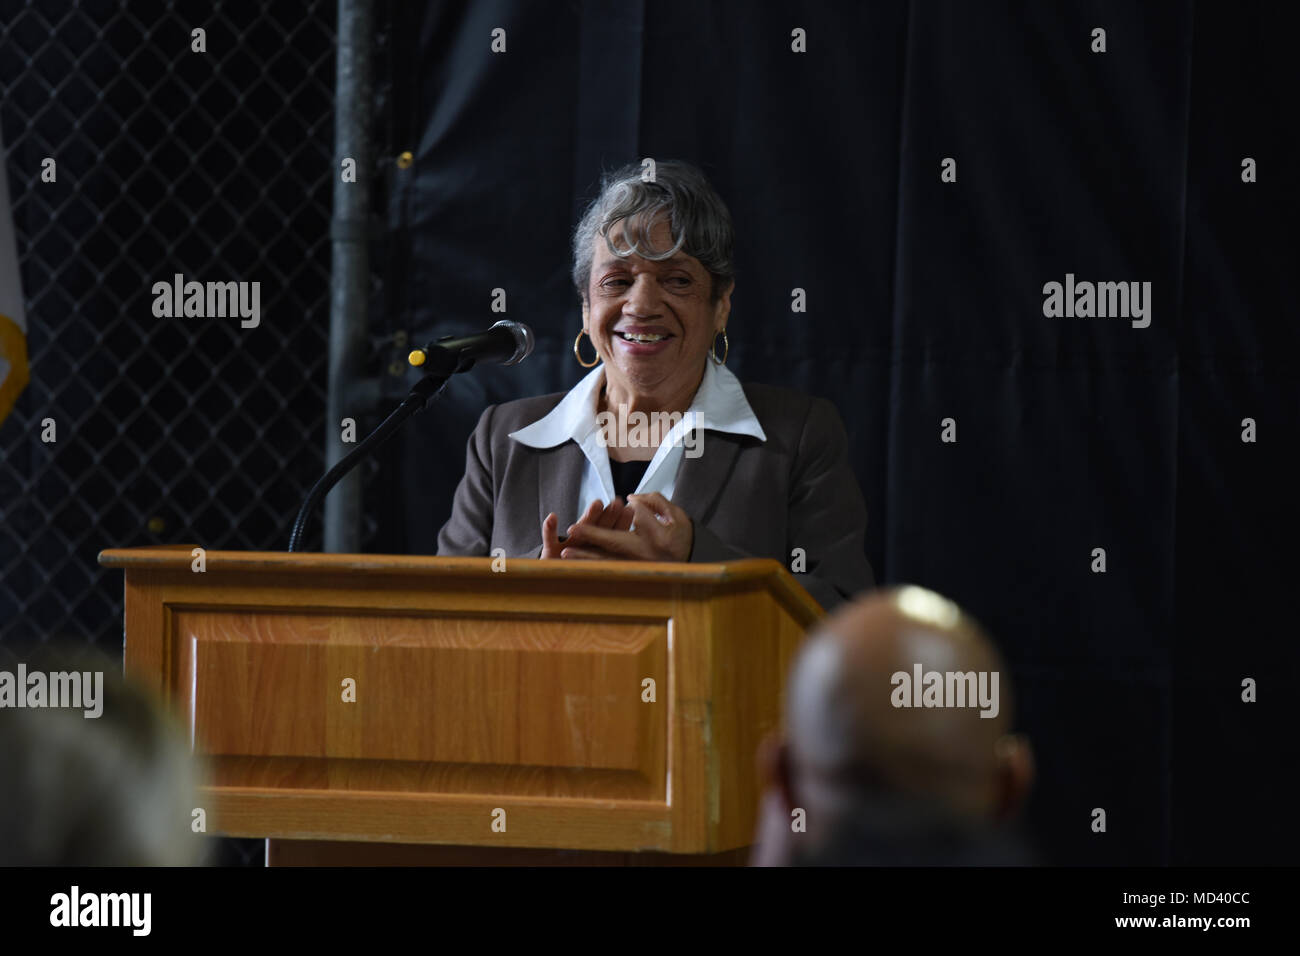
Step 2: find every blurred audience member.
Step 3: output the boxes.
[752,586,1035,865]
[0,644,205,866]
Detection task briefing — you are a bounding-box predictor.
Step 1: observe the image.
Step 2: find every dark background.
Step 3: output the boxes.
[2,0,1297,866]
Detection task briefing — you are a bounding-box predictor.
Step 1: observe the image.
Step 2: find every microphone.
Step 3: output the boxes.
[408,319,534,373]
[287,320,533,552]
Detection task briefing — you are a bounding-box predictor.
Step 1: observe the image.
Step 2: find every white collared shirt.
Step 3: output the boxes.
[508,360,767,517]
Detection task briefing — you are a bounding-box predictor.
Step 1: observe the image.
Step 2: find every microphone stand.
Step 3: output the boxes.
[288,350,461,553]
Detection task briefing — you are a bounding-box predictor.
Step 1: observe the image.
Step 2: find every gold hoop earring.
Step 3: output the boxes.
[574,329,600,368]
[710,328,729,366]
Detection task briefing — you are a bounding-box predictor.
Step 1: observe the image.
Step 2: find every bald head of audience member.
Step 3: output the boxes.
[752,586,1034,865]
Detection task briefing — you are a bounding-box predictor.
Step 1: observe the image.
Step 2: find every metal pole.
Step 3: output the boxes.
[324,0,372,552]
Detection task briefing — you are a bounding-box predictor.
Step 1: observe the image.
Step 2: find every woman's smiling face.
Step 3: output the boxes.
[582,216,731,408]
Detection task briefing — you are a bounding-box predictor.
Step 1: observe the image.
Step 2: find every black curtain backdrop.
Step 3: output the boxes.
[378,0,1298,865]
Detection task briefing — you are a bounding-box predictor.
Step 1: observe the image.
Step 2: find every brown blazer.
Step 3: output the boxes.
[436,382,874,609]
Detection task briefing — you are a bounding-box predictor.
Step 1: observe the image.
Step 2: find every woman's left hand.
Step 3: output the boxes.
[560,492,694,562]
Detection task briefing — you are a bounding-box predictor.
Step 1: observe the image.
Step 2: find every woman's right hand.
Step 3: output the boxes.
[540,498,633,558]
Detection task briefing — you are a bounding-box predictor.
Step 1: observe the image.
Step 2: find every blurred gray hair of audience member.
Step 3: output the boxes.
[0,647,205,866]
[751,585,1036,866]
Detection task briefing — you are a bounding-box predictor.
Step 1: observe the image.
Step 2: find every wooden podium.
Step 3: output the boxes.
[98,547,822,866]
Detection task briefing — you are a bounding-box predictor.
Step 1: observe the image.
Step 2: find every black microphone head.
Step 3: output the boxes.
[491,320,534,366]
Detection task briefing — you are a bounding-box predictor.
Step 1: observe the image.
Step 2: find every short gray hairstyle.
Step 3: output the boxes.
[571,159,735,304]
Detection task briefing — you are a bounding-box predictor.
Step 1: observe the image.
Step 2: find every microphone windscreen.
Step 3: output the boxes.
[494,320,534,365]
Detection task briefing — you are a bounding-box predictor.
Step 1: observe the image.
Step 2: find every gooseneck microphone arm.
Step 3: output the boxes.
[287,359,455,553]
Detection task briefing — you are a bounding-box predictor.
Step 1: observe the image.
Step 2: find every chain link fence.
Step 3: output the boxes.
[1,0,394,864]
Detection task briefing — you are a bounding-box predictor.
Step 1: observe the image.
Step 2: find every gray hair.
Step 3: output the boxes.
[0,645,205,866]
[571,159,734,304]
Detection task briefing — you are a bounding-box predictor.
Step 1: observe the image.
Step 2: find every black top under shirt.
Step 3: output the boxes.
[608,458,651,499]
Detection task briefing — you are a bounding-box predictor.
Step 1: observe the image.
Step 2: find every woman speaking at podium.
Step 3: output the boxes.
[437,160,872,609]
